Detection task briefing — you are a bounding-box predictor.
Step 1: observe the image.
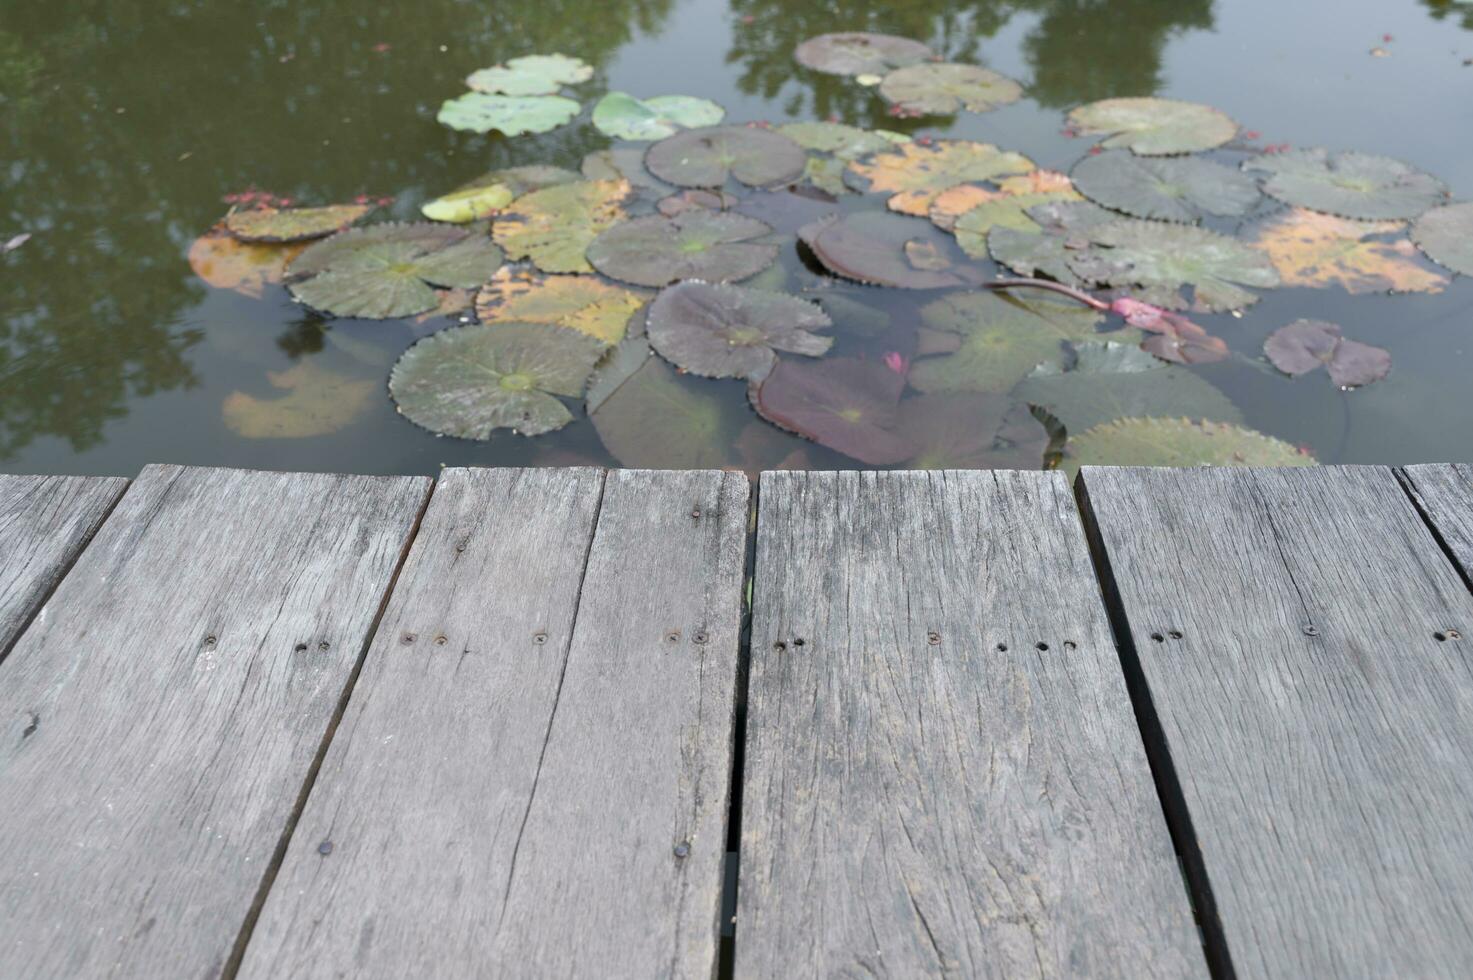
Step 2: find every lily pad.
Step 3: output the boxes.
[1067,97,1238,156]
[1244,149,1447,220]
[1014,341,1242,434]
[930,170,1076,232]
[1067,417,1314,468]
[1071,151,1261,222]
[799,212,970,289]
[222,362,375,439]
[1248,208,1448,294]
[1068,219,1280,312]
[581,147,672,195]
[492,179,630,274]
[779,122,911,195]
[587,210,778,287]
[1263,319,1391,388]
[389,322,604,438]
[812,290,892,337]
[585,320,651,416]
[1110,298,1228,364]
[845,140,1035,216]
[792,32,934,76]
[475,268,646,346]
[287,223,504,319]
[188,233,305,298]
[878,63,1023,116]
[896,393,1048,469]
[465,54,592,96]
[753,357,911,464]
[421,165,578,223]
[437,93,580,136]
[656,189,740,217]
[952,190,1083,258]
[592,91,725,141]
[224,204,373,243]
[590,354,743,468]
[645,125,807,189]
[1412,201,1473,276]
[985,199,1118,283]
[646,281,832,379]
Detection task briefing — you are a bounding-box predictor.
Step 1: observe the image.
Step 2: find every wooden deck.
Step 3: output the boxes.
[0,463,1470,978]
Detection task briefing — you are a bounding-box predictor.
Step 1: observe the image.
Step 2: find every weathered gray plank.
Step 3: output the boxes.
[1079,465,1473,979]
[1403,463,1473,587]
[0,464,429,979]
[0,474,128,660]
[737,470,1206,979]
[241,467,749,978]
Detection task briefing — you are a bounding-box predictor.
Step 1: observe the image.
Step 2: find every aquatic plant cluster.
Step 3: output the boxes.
[189,33,1473,470]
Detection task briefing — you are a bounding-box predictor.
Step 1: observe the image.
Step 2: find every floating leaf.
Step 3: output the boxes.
[1071,151,1260,222]
[1248,208,1448,295]
[646,281,832,379]
[437,93,580,136]
[845,140,1034,216]
[421,165,578,223]
[878,63,1023,116]
[1263,319,1391,388]
[591,355,743,467]
[812,290,892,337]
[734,186,840,236]
[591,91,725,141]
[475,268,646,346]
[188,233,305,298]
[779,122,910,195]
[645,125,807,189]
[1412,201,1473,276]
[493,179,630,274]
[1067,97,1238,155]
[656,189,739,217]
[896,393,1048,468]
[952,188,1084,257]
[389,322,604,438]
[587,210,777,287]
[1067,417,1314,469]
[1109,298,1228,364]
[930,170,1076,232]
[222,362,374,439]
[465,54,592,96]
[581,147,672,195]
[753,357,911,464]
[224,204,372,243]
[287,223,503,319]
[1068,219,1280,312]
[1244,149,1447,220]
[413,287,476,325]
[792,33,934,76]
[985,199,1117,283]
[799,212,970,289]
[1014,341,1241,434]
[586,328,651,416]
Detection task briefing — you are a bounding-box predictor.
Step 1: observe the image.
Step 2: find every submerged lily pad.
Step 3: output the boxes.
[753,357,911,464]
[587,210,777,287]
[645,125,807,189]
[1067,417,1313,469]
[287,223,503,319]
[1071,151,1261,222]
[1263,319,1391,387]
[812,290,893,337]
[896,393,1048,469]
[646,281,832,379]
[845,140,1035,216]
[421,166,579,223]
[1248,208,1447,294]
[389,322,604,438]
[224,204,372,243]
[492,179,630,274]
[590,354,743,468]
[1068,219,1280,312]
[222,361,375,439]
[465,54,592,96]
[878,63,1023,116]
[1067,97,1238,156]
[437,93,580,136]
[1412,201,1473,276]
[475,267,646,346]
[592,91,725,141]
[657,189,740,217]
[799,212,970,289]
[1244,149,1446,220]
[581,147,672,195]
[188,233,306,298]
[793,32,934,76]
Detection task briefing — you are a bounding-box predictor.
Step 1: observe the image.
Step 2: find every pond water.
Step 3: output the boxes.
[3,0,1471,476]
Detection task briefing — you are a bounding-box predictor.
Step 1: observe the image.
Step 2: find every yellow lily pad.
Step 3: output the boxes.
[1248,208,1448,295]
[845,140,1034,216]
[492,179,631,274]
[475,268,647,346]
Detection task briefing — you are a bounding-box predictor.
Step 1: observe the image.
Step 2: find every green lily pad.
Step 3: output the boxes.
[586,210,778,287]
[985,199,1118,283]
[492,179,630,274]
[1066,417,1314,469]
[475,267,646,346]
[646,281,832,379]
[878,63,1023,116]
[224,204,373,243]
[1067,97,1238,156]
[645,125,807,189]
[585,330,652,415]
[799,212,970,289]
[1413,201,1473,276]
[753,357,912,464]
[779,122,911,195]
[590,354,743,468]
[1071,151,1261,222]
[465,54,592,96]
[437,93,580,136]
[389,322,604,438]
[1244,149,1447,220]
[896,393,1049,469]
[421,166,579,223]
[1068,219,1280,312]
[1014,341,1242,435]
[287,223,503,319]
[954,192,1079,258]
[845,140,1035,216]
[591,91,725,141]
[792,32,934,76]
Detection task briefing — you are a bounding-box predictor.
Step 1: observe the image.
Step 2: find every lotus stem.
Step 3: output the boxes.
[981,277,1111,311]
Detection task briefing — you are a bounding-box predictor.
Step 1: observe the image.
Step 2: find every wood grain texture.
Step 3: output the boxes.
[0,474,128,660]
[0,464,429,979]
[240,468,749,979]
[737,470,1206,979]
[1079,465,1473,979]
[1402,463,1473,586]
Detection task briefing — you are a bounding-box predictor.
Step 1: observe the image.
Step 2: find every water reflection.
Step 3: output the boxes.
[1421,0,1473,29]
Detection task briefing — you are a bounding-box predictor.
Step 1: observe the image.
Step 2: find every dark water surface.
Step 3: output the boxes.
[2,0,1471,476]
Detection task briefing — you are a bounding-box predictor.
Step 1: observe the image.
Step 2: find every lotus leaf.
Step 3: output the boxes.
[1071,151,1261,222]
[1263,319,1391,388]
[592,91,725,141]
[878,63,1023,116]
[1244,149,1447,220]
[792,32,934,76]
[465,54,592,96]
[984,199,1118,283]
[590,354,743,468]
[421,165,578,223]
[1411,201,1473,276]
[1248,208,1447,294]
[896,393,1049,469]
[953,190,1082,257]
[475,268,645,346]
[493,179,630,274]
[581,147,672,194]
[585,332,652,415]
[645,125,807,189]
[1066,417,1313,469]
[799,212,971,289]
[930,170,1076,231]
[845,140,1034,216]
[1068,219,1280,312]
[1067,97,1238,155]
[657,189,739,217]
[222,362,374,439]
[437,93,580,136]
[586,210,778,287]
[753,357,911,464]
[224,204,372,243]
[646,281,832,379]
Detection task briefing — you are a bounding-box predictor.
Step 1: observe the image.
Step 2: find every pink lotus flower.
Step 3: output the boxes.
[882,351,907,375]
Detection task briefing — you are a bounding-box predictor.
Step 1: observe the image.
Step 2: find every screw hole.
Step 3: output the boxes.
[773,641,787,652]
[294,643,307,653]
[1168,630,1183,640]
[318,641,330,652]
[532,631,548,645]
[1302,624,1319,637]
[400,633,416,645]
[665,631,681,644]
[317,841,334,857]
[1449,629,1463,640]
[1435,631,1448,642]
[1150,632,1165,643]
[996,642,1008,652]
[1063,641,1077,651]
[692,630,709,645]
[926,631,941,646]
[203,635,218,648]
[434,634,448,646]
[1036,642,1049,652]
[793,638,805,648]
[690,508,702,519]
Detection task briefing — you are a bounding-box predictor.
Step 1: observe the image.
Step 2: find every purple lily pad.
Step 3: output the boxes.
[1263,319,1391,388]
[586,210,779,287]
[752,357,911,464]
[647,281,833,379]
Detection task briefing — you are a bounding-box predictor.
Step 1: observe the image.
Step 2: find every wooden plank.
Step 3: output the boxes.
[0,474,128,660]
[1403,463,1473,586]
[0,464,429,979]
[240,468,749,978]
[1078,465,1473,979]
[737,470,1206,979]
